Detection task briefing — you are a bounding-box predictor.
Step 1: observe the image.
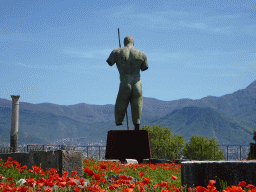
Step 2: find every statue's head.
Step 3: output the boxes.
[124,36,134,46]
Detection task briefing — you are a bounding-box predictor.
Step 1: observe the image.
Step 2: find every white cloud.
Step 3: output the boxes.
[0,34,33,42]
[136,13,170,24]
[108,5,136,16]
[107,7,244,35]
[179,22,208,30]
[14,63,39,68]
[148,52,189,61]
[64,50,95,58]
[212,27,232,34]
[239,24,256,35]
[98,49,115,56]
[63,48,113,59]
[12,61,117,73]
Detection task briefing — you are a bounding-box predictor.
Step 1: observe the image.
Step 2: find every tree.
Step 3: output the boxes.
[246,130,256,160]
[141,124,185,160]
[181,135,226,161]
[141,124,226,161]
[167,134,186,159]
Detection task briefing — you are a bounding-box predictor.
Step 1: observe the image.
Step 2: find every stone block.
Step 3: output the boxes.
[97,159,139,166]
[0,150,83,177]
[181,160,256,192]
[125,159,138,165]
[173,159,195,165]
[142,158,172,165]
[97,159,121,164]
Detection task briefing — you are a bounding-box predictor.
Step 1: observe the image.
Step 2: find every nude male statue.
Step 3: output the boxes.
[106,36,148,131]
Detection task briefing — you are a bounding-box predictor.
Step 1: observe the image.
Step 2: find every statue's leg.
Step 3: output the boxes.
[131,80,143,129]
[134,124,140,131]
[115,81,132,126]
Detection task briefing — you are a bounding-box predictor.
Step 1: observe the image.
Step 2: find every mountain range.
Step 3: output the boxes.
[0,80,256,147]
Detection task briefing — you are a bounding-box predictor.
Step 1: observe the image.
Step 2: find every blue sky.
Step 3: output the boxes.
[1,0,255,106]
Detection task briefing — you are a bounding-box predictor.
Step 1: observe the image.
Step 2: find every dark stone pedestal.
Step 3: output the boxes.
[105,130,151,164]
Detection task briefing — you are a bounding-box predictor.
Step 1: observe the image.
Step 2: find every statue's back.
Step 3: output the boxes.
[115,46,146,79]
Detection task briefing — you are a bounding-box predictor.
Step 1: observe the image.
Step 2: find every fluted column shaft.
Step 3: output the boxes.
[10,95,20,152]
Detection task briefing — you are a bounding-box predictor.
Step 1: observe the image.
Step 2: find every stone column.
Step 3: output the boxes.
[10,95,20,152]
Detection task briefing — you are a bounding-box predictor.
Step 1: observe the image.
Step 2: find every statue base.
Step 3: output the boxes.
[105,130,151,164]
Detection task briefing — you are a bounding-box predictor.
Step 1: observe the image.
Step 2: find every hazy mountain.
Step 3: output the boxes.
[147,106,255,145]
[0,80,256,147]
[0,107,106,145]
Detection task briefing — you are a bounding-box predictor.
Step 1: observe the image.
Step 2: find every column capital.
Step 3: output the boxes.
[10,95,20,99]
[10,95,20,104]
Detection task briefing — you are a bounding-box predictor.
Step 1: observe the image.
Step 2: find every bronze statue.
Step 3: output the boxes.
[106,36,148,130]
